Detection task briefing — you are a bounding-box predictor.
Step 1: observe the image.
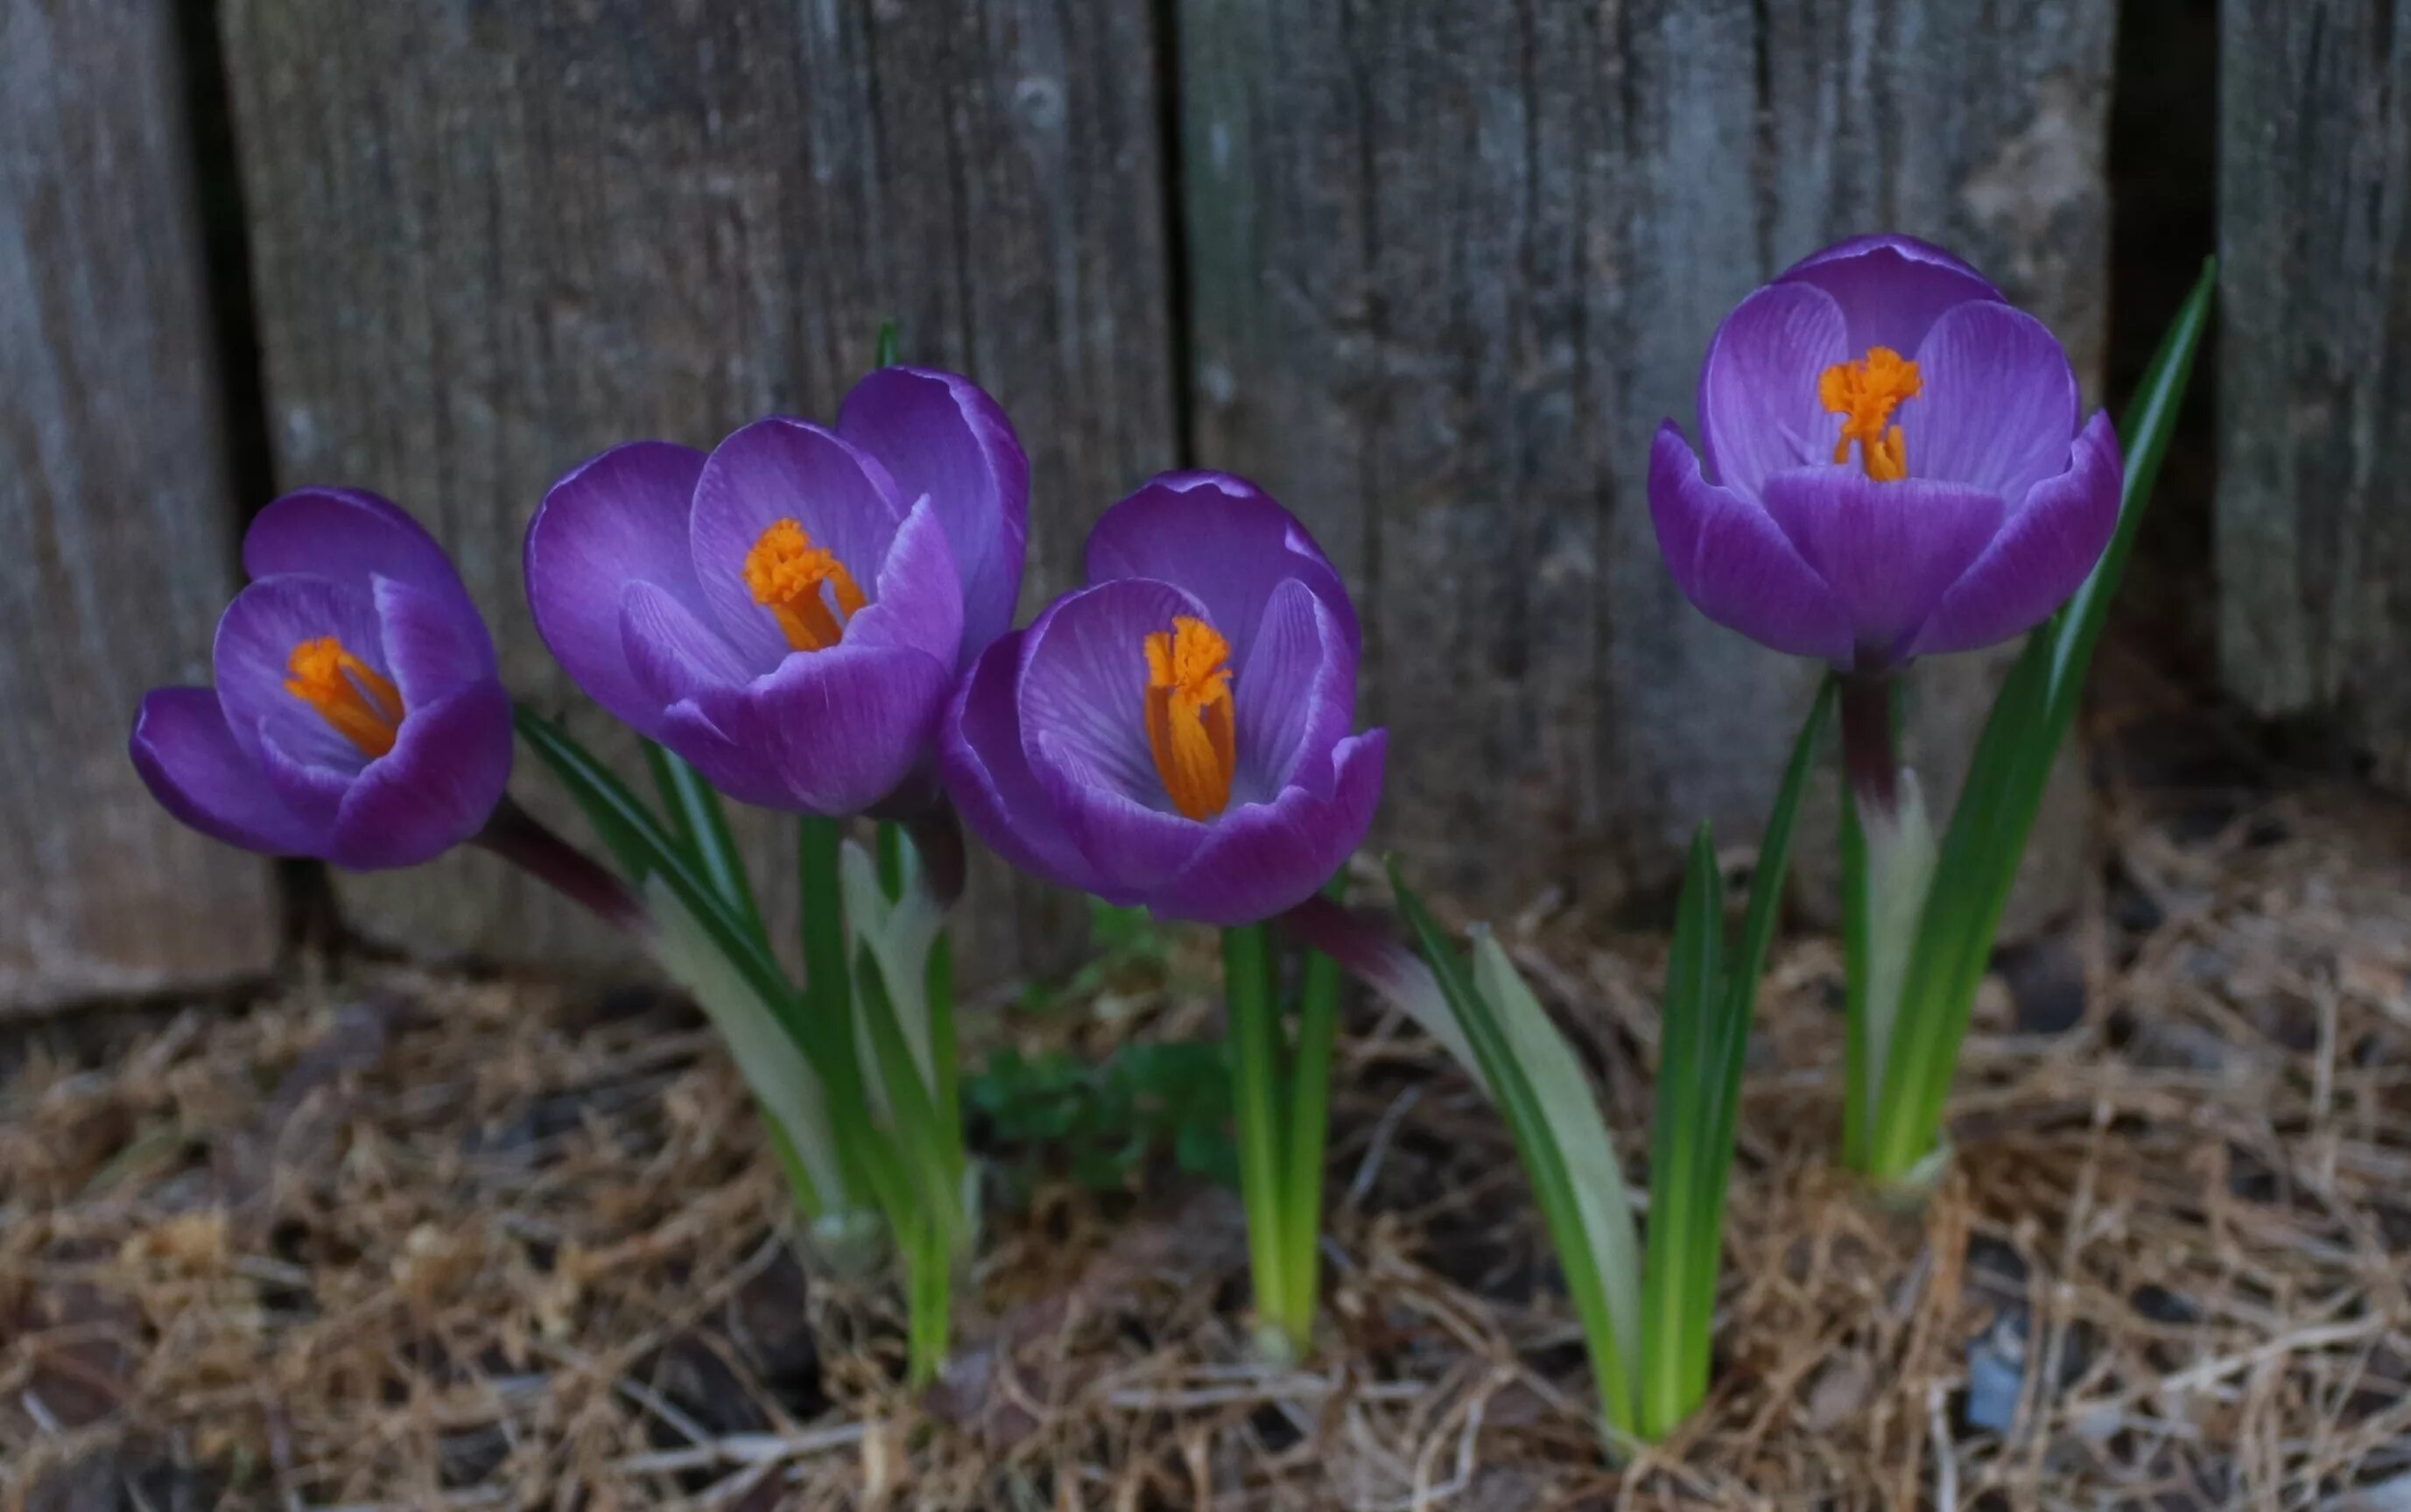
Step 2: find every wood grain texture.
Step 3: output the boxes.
[2218,0,2411,784]
[1177,0,2110,923]
[0,0,280,1009]
[218,0,1176,975]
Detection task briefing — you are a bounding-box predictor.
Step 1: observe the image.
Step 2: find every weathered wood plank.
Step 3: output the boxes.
[2218,0,2411,784]
[0,0,281,1009]
[218,1,1175,975]
[1177,0,2110,923]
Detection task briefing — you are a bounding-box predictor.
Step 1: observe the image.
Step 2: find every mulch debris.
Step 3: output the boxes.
[5,751,2407,1507]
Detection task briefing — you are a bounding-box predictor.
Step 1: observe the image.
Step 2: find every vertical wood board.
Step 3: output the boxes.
[0,0,279,1009]
[218,0,1178,976]
[1177,0,2112,923]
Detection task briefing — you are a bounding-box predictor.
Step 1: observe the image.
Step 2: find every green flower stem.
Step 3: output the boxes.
[1276,940,1341,1353]
[1222,922,1294,1357]
[1836,678,1891,1171]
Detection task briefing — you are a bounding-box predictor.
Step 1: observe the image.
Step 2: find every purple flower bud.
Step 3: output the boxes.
[130,489,512,869]
[942,472,1386,926]
[524,368,1029,816]
[1649,234,2123,672]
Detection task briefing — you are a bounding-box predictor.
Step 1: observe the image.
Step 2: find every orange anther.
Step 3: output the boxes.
[1142,615,1235,821]
[284,636,404,757]
[743,519,868,652]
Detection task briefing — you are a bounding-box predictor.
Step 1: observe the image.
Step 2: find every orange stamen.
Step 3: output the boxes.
[285,636,404,757]
[1818,346,1922,482]
[743,518,868,652]
[1143,615,1235,821]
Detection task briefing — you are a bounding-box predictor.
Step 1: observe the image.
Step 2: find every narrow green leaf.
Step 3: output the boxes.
[926,930,963,1185]
[875,319,900,369]
[1470,931,1643,1392]
[1683,679,1831,1404]
[2046,260,2219,717]
[839,838,942,1088]
[1640,824,1722,1438]
[1866,260,2216,1179]
[516,708,662,883]
[854,942,963,1243]
[645,741,765,939]
[647,878,841,1213]
[517,709,892,1220]
[901,1207,952,1387]
[517,710,793,1037]
[1391,867,1636,1441]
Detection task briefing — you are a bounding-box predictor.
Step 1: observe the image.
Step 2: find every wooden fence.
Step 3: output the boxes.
[4,0,2403,1009]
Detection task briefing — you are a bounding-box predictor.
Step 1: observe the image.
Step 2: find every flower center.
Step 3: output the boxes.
[743,518,868,652]
[1143,615,1235,821]
[285,636,404,757]
[1818,347,1922,482]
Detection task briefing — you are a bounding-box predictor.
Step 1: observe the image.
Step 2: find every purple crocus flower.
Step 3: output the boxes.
[941,472,1385,926]
[130,489,512,869]
[525,368,1028,816]
[1649,234,2123,672]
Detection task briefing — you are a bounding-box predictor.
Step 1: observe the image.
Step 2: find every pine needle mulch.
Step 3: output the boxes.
[6,769,2408,1508]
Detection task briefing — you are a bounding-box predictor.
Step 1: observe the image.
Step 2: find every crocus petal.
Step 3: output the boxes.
[839,367,1029,665]
[1143,731,1387,925]
[1233,578,1354,800]
[242,487,476,616]
[939,630,1105,896]
[327,679,513,869]
[1910,411,2123,658]
[1776,233,2004,357]
[622,580,758,709]
[213,573,391,776]
[1647,425,1855,665]
[130,688,327,857]
[1033,749,1209,904]
[840,494,965,665]
[525,440,712,739]
[1085,471,1360,667]
[1901,299,2081,503]
[689,643,954,816]
[374,575,496,707]
[650,698,798,812]
[1696,281,1850,499]
[1017,577,1210,811]
[1758,468,2007,666]
[690,418,904,669]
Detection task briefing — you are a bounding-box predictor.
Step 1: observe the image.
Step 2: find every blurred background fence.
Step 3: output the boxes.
[4,0,2403,1010]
